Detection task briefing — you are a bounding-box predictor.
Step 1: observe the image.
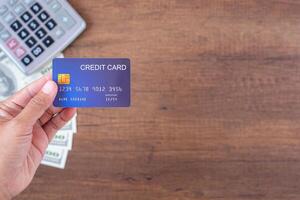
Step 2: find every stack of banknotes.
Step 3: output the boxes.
[0,50,76,169]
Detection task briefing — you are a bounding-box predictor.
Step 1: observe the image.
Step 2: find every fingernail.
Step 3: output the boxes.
[42,81,55,94]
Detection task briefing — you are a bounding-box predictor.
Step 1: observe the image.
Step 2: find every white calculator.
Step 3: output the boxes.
[0,0,86,74]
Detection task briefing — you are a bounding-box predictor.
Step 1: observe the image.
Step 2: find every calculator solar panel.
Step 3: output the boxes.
[0,0,86,74]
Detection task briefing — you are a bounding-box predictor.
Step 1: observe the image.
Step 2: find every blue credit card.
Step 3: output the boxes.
[52,58,130,107]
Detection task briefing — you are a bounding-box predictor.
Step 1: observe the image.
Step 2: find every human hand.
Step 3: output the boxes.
[0,75,76,199]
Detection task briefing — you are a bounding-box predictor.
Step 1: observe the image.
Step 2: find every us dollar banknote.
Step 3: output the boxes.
[41,147,69,169]
[60,114,77,134]
[49,131,74,150]
[0,50,77,169]
[0,50,53,101]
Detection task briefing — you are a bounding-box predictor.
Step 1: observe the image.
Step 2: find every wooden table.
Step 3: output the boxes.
[17,0,300,199]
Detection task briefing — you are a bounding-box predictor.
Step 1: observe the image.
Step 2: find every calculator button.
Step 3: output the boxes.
[21,54,33,66]
[0,31,11,41]
[30,3,42,14]
[31,44,44,57]
[45,19,57,30]
[43,35,54,47]
[3,12,15,24]
[20,11,32,23]
[14,4,26,15]
[7,38,19,49]
[25,36,37,48]
[0,23,4,32]
[14,46,26,58]
[18,28,29,39]
[0,6,8,16]
[44,0,53,4]
[10,20,22,32]
[49,0,61,13]
[56,9,76,29]
[22,0,34,6]
[35,28,46,39]
[53,27,65,39]
[28,19,39,31]
[8,0,19,7]
[0,5,8,15]
[38,11,49,22]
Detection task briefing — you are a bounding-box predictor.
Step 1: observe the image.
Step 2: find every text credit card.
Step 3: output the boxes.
[53,58,131,107]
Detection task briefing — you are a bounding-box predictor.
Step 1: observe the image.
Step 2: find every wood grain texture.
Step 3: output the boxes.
[17,0,300,199]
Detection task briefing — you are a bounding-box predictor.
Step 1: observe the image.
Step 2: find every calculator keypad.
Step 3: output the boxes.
[21,54,33,66]
[18,28,29,39]
[3,0,59,65]
[28,19,39,31]
[0,6,8,16]
[38,11,49,22]
[25,36,36,48]
[8,0,18,7]
[44,0,53,4]
[14,4,26,15]
[30,3,42,14]
[0,31,11,41]
[53,27,64,39]
[20,11,32,22]
[22,0,33,5]
[7,38,18,49]
[14,46,26,58]
[45,18,56,30]
[35,27,46,39]
[3,12,15,23]
[23,0,35,6]
[49,1,61,12]
[56,9,76,29]
[31,44,43,57]
[42,35,54,47]
[0,0,85,72]
[10,20,22,32]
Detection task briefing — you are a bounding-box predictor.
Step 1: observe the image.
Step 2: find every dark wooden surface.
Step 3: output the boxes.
[17,0,300,199]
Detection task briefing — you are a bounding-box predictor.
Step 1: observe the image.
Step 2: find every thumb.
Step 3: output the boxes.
[15,81,58,126]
